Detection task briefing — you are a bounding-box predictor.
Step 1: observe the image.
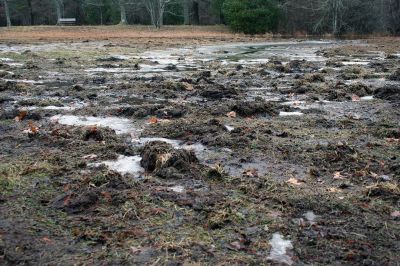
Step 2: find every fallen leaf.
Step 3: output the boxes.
[182,82,194,91]
[15,110,27,122]
[328,187,341,193]
[28,121,39,133]
[390,211,400,218]
[130,246,142,254]
[286,178,304,186]
[226,111,237,118]
[243,168,258,177]
[386,138,400,143]
[333,171,346,180]
[351,94,360,101]
[40,237,53,244]
[88,125,98,133]
[101,191,112,202]
[82,154,98,160]
[148,116,158,124]
[229,241,242,250]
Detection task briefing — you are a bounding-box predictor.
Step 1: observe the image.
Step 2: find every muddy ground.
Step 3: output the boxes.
[0,32,399,265]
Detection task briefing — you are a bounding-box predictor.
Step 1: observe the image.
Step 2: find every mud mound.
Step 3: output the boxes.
[199,84,237,99]
[0,81,18,92]
[348,83,373,97]
[232,100,279,117]
[288,60,318,72]
[52,190,100,214]
[388,68,400,81]
[140,141,198,179]
[374,85,400,101]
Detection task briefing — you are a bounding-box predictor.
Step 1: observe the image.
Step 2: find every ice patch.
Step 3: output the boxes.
[170,185,185,193]
[50,115,139,135]
[225,125,235,132]
[342,61,369,66]
[3,79,44,84]
[279,111,304,116]
[96,155,143,176]
[133,137,181,147]
[304,211,317,224]
[360,95,374,101]
[267,233,293,265]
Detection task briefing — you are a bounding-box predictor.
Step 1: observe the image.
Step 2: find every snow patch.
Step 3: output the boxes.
[267,233,293,265]
[50,115,139,135]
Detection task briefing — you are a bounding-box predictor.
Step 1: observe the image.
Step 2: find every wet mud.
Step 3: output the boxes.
[0,38,399,265]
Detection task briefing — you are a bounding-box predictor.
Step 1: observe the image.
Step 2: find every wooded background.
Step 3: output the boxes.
[0,0,399,35]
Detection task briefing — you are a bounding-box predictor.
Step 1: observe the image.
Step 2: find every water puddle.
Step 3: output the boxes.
[267,233,293,265]
[2,78,44,84]
[93,155,144,176]
[50,115,140,135]
[133,137,229,164]
[279,111,304,116]
[341,61,370,66]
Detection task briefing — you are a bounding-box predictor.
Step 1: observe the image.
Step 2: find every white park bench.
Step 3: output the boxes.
[58,18,76,25]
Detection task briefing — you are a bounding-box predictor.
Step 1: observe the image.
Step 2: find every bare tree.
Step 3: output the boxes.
[118,0,128,24]
[53,0,62,24]
[142,0,173,28]
[183,0,190,25]
[1,0,11,27]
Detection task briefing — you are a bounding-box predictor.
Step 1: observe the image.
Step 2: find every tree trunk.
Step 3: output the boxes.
[27,0,34,25]
[183,0,190,25]
[53,0,62,24]
[3,0,11,27]
[119,0,127,24]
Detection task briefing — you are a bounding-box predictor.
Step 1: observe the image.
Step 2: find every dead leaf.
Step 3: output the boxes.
[243,168,258,177]
[28,121,39,133]
[182,82,194,91]
[286,178,304,186]
[226,111,236,118]
[333,171,346,180]
[229,241,242,250]
[351,94,360,101]
[386,138,400,143]
[130,246,142,254]
[101,191,112,202]
[15,110,27,122]
[82,154,98,160]
[328,187,341,193]
[88,125,98,133]
[390,211,400,218]
[148,116,158,124]
[40,237,53,244]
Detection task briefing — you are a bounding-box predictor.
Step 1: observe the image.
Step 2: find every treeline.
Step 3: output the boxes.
[0,0,399,35]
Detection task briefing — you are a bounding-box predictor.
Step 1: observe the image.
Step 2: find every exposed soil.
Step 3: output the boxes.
[0,29,399,265]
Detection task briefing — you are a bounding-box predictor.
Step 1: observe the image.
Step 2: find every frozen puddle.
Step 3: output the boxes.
[169,185,185,193]
[267,233,294,265]
[133,137,228,163]
[279,111,304,116]
[341,61,370,66]
[360,95,374,101]
[2,79,44,84]
[50,115,140,135]
[133,137,181,147]
[224,125,235,132]
[304,211,317,225]
[94,155,144,176]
